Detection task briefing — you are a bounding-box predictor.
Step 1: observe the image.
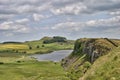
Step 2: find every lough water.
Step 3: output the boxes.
[30,50,72,62]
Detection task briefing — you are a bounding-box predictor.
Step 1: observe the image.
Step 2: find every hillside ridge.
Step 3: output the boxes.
[61,38,120,80]
[0,36,74,54]
[80,46,120,80]
[104,38,118,47]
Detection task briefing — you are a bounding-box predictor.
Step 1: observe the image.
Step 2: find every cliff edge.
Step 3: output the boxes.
[62,38,120,80]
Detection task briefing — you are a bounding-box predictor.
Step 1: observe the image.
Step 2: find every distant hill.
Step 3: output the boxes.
[2,41,23,44]
[0,36,74,54]
[40,36,53,41]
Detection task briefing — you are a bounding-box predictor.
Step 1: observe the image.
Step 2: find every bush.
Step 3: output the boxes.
[36,45,40,48]
[43,39,54,44]
[16,50,18,53]
[43,36,67,44]
[17,61,21,63]
[29,46,32,50]
[42,45,45,47]
[84,61,91,69]
[53,36,67,42]
[113,56,118,61]
[0,62,4,64]
[23,51,26,54]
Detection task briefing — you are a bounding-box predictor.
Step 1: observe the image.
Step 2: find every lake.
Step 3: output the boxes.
[30,50,72,62]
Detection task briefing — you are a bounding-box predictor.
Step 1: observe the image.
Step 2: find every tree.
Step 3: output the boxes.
[42,45,45,47]
[29,46,32,50]
[53,36,67,42]
[36,45,40,48]
[16,50,18,53]
[43,36,67,44]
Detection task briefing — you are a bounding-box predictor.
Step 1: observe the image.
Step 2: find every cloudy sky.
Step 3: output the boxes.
[0,0,120,42]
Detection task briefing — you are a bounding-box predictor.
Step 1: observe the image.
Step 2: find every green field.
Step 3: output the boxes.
[0,56,70,80]
[0,37,74,54]
[0,37,73,80]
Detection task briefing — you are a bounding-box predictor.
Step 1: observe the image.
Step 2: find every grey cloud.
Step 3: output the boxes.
[15,18,29,24]
[0,0,52,16]
[51,16,120,33]
[52,0,84,7]
[0,0,120,16]
[0,0,120,41]
[32,13,49,21]
[91,3,120,11]
[83,0,120,13]
[51,0,120,15]
[51,2,87,15]
[0,14,14,22]
[50,19,120,39]
[0,9,17,14]
[0,18,31,33]
[109,11,120,16]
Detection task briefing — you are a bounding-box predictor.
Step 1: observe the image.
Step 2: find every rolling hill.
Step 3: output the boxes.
[0,36,74,54]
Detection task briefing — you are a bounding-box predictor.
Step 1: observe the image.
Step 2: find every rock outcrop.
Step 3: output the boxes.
[61,38,119,80]
[71,38,116,63]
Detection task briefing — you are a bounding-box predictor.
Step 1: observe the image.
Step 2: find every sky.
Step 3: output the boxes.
[0,0,120,42]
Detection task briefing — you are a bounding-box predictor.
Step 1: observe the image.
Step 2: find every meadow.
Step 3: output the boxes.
[0,55,70,80]
[0,37,74,54]
[0,37,74,80]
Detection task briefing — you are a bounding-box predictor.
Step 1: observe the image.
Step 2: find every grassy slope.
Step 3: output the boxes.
[0,37,74,54]
[82,46,120,80]
[62,38,120,80]
[25,39,74,54]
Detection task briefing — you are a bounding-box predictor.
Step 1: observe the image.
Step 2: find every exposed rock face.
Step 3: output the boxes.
[62,38,117,68]
[62,38,119,80]
[73,38,110,63]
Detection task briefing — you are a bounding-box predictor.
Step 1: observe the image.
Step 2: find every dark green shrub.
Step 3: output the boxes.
[17,61,21,63]
[0,62,4,64]
[42,45,45,47]
[43,36,67,44]
[113,56,118,61]
[36,45,40,48]
[23,51,26,54]
[16,50,18,53]
[29,46,32,50]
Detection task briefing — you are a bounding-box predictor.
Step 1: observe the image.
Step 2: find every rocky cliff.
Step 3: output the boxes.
[62,38,120,80]
[80,45,120,80]
[73,38,118,63]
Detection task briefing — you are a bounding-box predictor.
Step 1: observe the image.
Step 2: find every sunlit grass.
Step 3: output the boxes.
[0,58,70,80]
[0,40,74,54]
[0,44,29,50]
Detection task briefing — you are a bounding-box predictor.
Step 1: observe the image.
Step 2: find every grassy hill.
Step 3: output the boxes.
[0,36,74,54]
[81,46,120,80]
[61,38,120,80]
[1,37,120,80]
